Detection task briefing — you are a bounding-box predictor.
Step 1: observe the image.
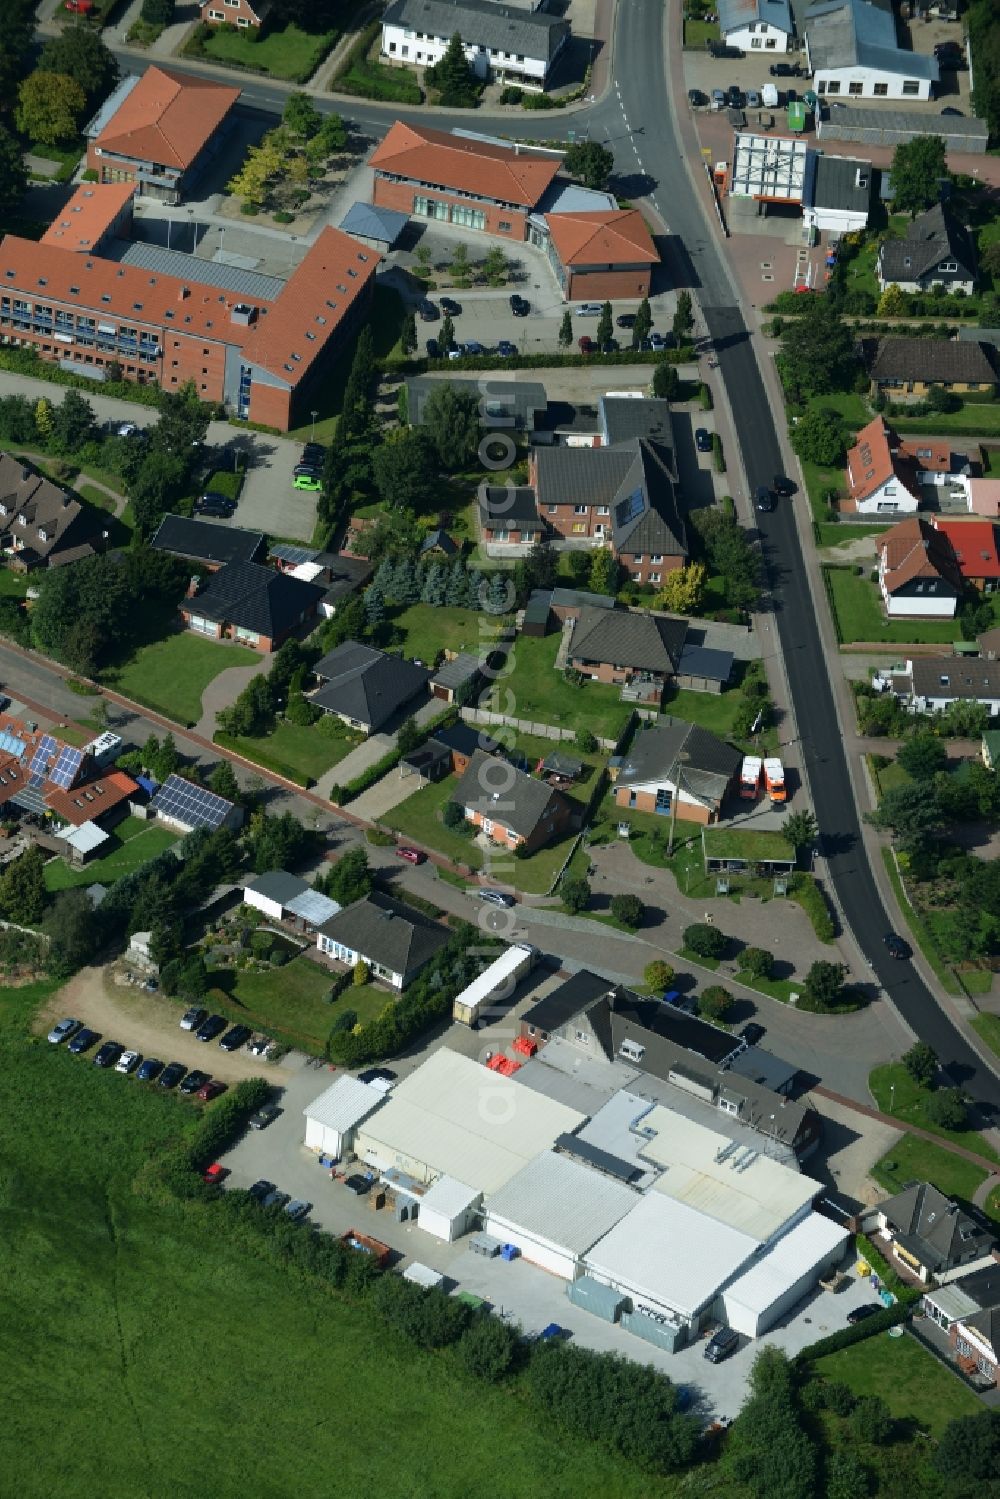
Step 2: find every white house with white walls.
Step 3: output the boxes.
[719,0,794,53]
[805,0,939,102]
[381,0,570,89]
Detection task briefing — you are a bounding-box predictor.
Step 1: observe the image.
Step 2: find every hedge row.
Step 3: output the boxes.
[423,345,696,376]
[214,731,311,788]
[789,872,836,942]
[0,346,161,407]
[794,1299,912,1364]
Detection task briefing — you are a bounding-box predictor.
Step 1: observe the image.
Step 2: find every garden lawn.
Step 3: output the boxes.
[0,982,667,1499]
[195,22,337,81]
[824,567,960,645]
[43,825,179,892]
[801,456,847,526]
[0,569,28,597]
[661,683,743,738]
[684,18,720,44]
[207,953,339,1052]
[329,980,397,1031]
[505,730,605,808]
[286,287,406,443]
[870,1062,1000,1163]
[494,631,633,743]
[219,719,361,786]
[815,522,884,550]
[893,402,1000,436]
[971,1012,1000,1058]
[390,602,503,660]
[816,1334,980,1439]
[106,634,262,725]
[872,1132,991,1205]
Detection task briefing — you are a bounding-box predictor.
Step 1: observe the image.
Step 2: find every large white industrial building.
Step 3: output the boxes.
[303,1075,387,1160]
[483,1150,639,1279]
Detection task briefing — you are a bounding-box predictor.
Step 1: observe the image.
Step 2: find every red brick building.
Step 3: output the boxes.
[0,185,376,432]
[200,0,270,27]
[540,210,657,301]
[450,749,575,855]
[86,66,240,204]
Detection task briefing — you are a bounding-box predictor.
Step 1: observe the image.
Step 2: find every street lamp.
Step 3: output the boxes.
[310,409,319,443]
[889,1082,895,1114]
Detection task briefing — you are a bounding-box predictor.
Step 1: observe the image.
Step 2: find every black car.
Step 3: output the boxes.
[440,296,462,316]
[726,85,745,109]
[302,442,325,461]
[940,107,964,116]
[344,1173,373,1196]
[196,501,233,519]
[708,41,743,59]
[358,1067,398,1086]
[248,1179,276,1204]
[196,1014,227,1043]
[600,338,620,354]
[755,485,775,513]
[417,298,439,322]
[497,339,517,357]
[293,463,321,478]
[178,1069,210,1096]
[695,427,713,453]
[616,313,637,329]
[773,474,795,497]
[509,294,530,317]
[687,88,708,107]
[249,1103,281,1130]
[219,1024,252,1053]
[847,1303,882,1325]
[884,932,910,960]
[67,1027,99,1055]
[769,61,797,77]
[426,337,440,359]
[94,1041,123,1069]
[158,1062,187,1090]
[704,1326,740,1363]
[739,1022,766,1047]
[136,1057,164,1083]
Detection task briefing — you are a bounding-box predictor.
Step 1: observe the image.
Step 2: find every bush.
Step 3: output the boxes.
[458,1314,519,1381]
[353,958,370,987]
[239,202,260,215]
[923,1086,969,1130]
[442,798,465,830]
[789,873,835,941]
[698,985,734,1022]
[851,1394,893,1446]
[824,1380,857,1416]
[273,210,293,224]
[794,1301,911,1363]
[683,922,726,959]
[644,959,675,991]
[610,893,644,929]
[712,432,725,472]
[740,946,773,980]
[576,728,597,753]
[561,875,590,913]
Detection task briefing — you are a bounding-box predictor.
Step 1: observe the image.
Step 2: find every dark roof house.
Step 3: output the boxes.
[520,968,616,1039]
[311,642,430,732]
[407,376,547,431]
[878,203,977,292]
[534,439,688,565]
[184,563,324,649]
[152,514,267,569]
[451,748,574,847]
[876,1181,996,1281]
[478,485,544,538]
[316,891,450,987]
[867,337,997,390]
[599,396,673,448]
[612,718,741,810]
[0,453,103,570]
[567,606,687,676]
[382,0,570,78]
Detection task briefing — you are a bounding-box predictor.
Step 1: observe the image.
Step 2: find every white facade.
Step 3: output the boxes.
[418,1175,482,1242]
[381,20,554,87]
[303,1076,387,1160]
[452,942,537,1026]
[619,775,715,818]
[854,474,919,516]
[316,931,404,989]
[244,887,285,923]
[813,67,934,102]
[725,22,790,51]
[880,581,957,619]
[721,1214,849,1336]
[802,197,870,235]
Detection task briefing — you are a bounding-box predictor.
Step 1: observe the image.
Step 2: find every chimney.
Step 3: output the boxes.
[186,574,200,599]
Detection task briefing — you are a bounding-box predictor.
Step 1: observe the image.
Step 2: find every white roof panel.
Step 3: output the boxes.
[485,1150,638,1255]
[304,1075,386,1134]
[730,132,808,202]
[58,820,110,854]
[420,1174,481,1218]
[286,888,341,926]
[451,944,533,1015]
[723,1213,849,1317]
[586,1192,759,1318]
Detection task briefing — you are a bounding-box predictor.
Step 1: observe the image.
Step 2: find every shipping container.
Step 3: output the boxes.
[452,942,538,1026]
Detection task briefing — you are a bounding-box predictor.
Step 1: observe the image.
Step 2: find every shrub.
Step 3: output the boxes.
[923,1086,969,1130]
[901,1040,937,1087]
[330,1007,357,1034]
[458,1314,519,1381]
[698,985,734,1022]
[576,728,597,753]
[561,875,590,913]
[789,873,835,941]
[741,946,773,980]
[644,959,675,991]
[794,1301,911,1363]
[273,210,293,224]
[824,1380,857,1416]
[851,1394,893,1446]
[240,202,259,215]
[353,959,370,987]
[683,921,726,959]
[610,893,644,929]
[442,798,465,829]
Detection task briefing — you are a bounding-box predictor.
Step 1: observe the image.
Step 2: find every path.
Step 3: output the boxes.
[193,662,268,741]
[305,4,380,93]
[816,1084,1000,1176]
[973,1173,1000,1209]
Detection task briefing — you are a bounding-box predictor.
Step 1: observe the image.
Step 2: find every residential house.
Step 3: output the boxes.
[200,0,270,28]
[420,529,459,559]
[876,515,962,618]
[316,891,450,990]
[407,375,546,431]
[598,395,672,447]
[610,717,742,825]
[85,66,240,203]
[983,730,1000,770]
[804,0,939,102]
[843,415,954,515]
[451,748,575,854]
[566,606,688,705]
[931,519,1000,592]
[538,209,659,302]
[370,120,562,241]
[310,641,430,734]
[866,338,998,402]
[380,0,570,90]
[877,203,978,295]
[477,485,545,551]
[922,1264,1000,1386]
[425,719,500,775]
[0,713,137,829]
[181,563,324,651]
[151,514,267,571]
[242,870,340,933]
[880,657,1000,716]
[978,625,1000,659]
[268,546,372,617]
[0,454,104,571]
[719,0,794,51]
[803,153,873,235]
[871,1181,996,1284]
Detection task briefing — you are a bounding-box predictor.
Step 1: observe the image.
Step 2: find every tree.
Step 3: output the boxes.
[0,123,27,221]
[0,845,45,925]
[450,242,470,285]
[693,506,759,611]
[790,405,846,466]
[652,360,680,400]
[458,1315,518,1381]
[943,698,991,738]
[825,1450,870,1499]
[563,140,614,190]
[177,953,208,1000]
[364,583,385,629]
[877,282,908,317]
[611,893,644,928]
[422,383,480,469]
[561,876,591,913]
[644,959,675,990]
[16,72,87,147]
[51,389,96,455]
[741,947,773,980]
[210,760,241,803]
[890,134,948,216]
[923,1087,969,1131]
[34,397,53,443]
[779,812,815,857]
[353,958,370,987]
[802,959,848,1011]
[372,430,438,512]
[897,731,947,781]
[45,888,99,977]
[588,546,618,596]
[442,798,466,830]
[779,296,856,402]
[596,301,613,348]
[866,783,945,853]
[322,846,373,906]
[673,290,694,342]
[851,1394,894,1446]
[483,245,507,286]
[558,310,573,348]
[683,922,726,959]
[653,561,706,615]
[396,716,422,755]
[933,1410,1000,1497]
[426,33,479,107]
[699,985,734,1022]
[631,296,652,349]
[40,24,118,108]
[283,91,322,139]
[400,310,417,356]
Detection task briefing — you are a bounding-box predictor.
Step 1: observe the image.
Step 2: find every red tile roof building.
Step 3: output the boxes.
[543,210,658,300]
[86,66,240,204]
[0,191,377,431]
[40,182,137,255]
[932,519,1000,591]
[843,415,952,515]
[877,515,962,619]
[200,0,270,26]
[0,714,137,826]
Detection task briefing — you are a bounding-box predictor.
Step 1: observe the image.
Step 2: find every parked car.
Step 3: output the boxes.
[616,313,637,329]
[710,88,726,110]
[417,298,439,322]
[293,464,321,479]
[940,106,964,116]
[578,335,596,355]
[464,340,486,356]
[727,85,745,109]
[197,491,234,513]
[344,1173,373,1195]
[178,1069,210,1095]
[509,293,530,317]
[883,932,910,960]
[447,345,465,360]
[203,1163,228,1185]
[600,337,620,354]
[262,1189,290,1211]
[704,1326,740,1363]
[116,421,141,438]
[196,1079,227,1102]
[687,88,708,107]
[47,1017,81,1045]
[249,1103,281,1130]
[647,331,669,350]
[64,0,95,13]
[219,1024,252,1053]
[695,427,713,453]
[708,40,743,59]
[539,1323,570,1342]
[847,1302,882,1324]
[293,474,322,491]
[67,1027,99,1055]
[439,296,462,316]
[196,1014,227,1043]
[497,340,517,357]
[426,338,440,359]
[136,1058,164,1083]
[773,474,795,496]
[755,485,775,513]
[180,1006,208,1032]
[195,499,233,519]
[302,443,325,463]
[248,1179,276,1203]
[477,888,515,908]
[284,1199,312,1222]
[358,1067,398,1087]
[739,1022,766,1047]
[395,845,425,865]
[94,1041,123,1070]
[746,88,762,108]
[769,61,797,76]
[576,302,603,317]
[158,1062,187,1090]
[115,1049,142,1075]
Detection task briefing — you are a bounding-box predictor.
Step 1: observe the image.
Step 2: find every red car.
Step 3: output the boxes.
[65,0,95,12]
[578,336,595,355]
[203,1163,228,1185]
[394,846,426,865]
[196,1079,227,1102]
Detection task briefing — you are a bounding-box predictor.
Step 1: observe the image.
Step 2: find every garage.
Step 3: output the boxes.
[302,1075,387,1160]
[483,1150,639,1281]
[418,1175,482,1243]
[721,1213,850,1337]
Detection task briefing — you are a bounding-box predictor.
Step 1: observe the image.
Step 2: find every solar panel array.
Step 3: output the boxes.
[615,489,644,527]
[0,729,26,758]
[152,774,232,830]
[49,744,84,790]
[28,733,57,777]
[27,771,44,790]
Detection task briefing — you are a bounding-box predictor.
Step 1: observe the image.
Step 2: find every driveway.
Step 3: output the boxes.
[229,430,316,542]
[313,732,395,798]
[349,769,425,823]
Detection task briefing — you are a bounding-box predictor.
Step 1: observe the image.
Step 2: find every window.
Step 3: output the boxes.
[849,81,863,96]
[573,504,588,514]
[628,791,637,807]
[825,80,840,94]
[939,261,958,273]
[902,80,920,95]
[752,37,762,47]
[451,204,486,230]
[956,1337,972,1356]
[873,82,888,96]
[571,523,587,534]
[650,553,663,563]
[499,220,512,232]
[237,13,249,21]
[650,572,661,583]
[597,505,609,515]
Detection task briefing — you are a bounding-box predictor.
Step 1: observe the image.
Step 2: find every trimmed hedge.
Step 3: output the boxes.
[0,345,162,407]
[794,1300,912,1364]
[789,872,836,942]
[214,730,311,787]
[424,345,696,375]
[337,706,457,803]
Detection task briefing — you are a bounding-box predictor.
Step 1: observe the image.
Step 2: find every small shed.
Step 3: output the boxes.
[403,1261,446,1291]
[339,200,408,252]
[675,643,734,695]
[303,1075,387,1160]
[566,1274,627,1323]
[285,886,340,933]
[401,738,452,783]
[430,651,481,704]
[243,869,308,922]
[540,750,583,781]
[701,825,796,874]
[419,1175,482,1242]
[521,591,552,637]
[57,820,110,865]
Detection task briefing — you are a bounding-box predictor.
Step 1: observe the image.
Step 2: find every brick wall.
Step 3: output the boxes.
[568,656,664,701]
[613,784,713,824]
[564,266,653,301]
[372,178,529,240]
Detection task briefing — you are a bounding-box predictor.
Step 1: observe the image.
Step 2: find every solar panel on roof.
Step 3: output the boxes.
[28,734,57,776]
[49,745,84,789]
[152,773,232,830]
[0,729,26,757]
[27,771,44,790]
[615,489,644,526]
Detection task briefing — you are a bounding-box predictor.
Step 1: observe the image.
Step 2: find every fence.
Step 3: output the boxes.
[459,706,622,753]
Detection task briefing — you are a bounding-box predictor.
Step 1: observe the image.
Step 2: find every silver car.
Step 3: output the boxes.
[47,1017,81,1045]
[284,1200,312,1222]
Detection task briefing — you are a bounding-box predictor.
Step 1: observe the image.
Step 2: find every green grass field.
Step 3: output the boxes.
[661,684,743,738]
[221,718,361,785]
[817,1333,980,1439]
[0,569,29,597]
[824,567,960,646]
[870,1062,1000,1164]
[207,952,351,1051]
[105,634,262,725]
[194,21,337,80]
[493,632,632,743]
[872,1131,990,1205]
[390,602,502,661]
[43,824,179,892]
[0,980,670,1499]
[893,402,1000,436]
[971,1012,1000,1057]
